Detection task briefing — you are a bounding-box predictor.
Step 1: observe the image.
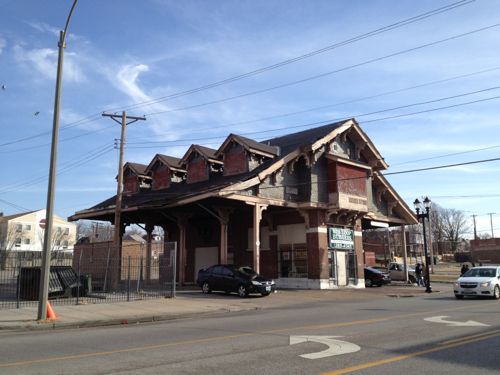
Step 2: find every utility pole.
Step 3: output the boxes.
[472,214,478,240]
[37,0,78,322]
[102,112,146,247]
[487,213,495,238]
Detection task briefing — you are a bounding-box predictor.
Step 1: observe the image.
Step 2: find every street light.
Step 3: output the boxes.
[414,197,432,293]
[37,0,78,321]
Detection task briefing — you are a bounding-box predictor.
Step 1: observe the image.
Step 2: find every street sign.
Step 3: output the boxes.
[328,227,354,250]
[39,219,46,229]
[290,335,360,359]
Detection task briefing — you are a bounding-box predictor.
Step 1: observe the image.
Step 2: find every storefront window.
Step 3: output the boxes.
[328,250,336,279]
[279,243,307,278]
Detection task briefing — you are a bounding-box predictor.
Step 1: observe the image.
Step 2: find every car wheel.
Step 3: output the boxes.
[202,282,211,294]
[365,279,372,287]
[493,285,500,300]
[237,285,248,298]
[376,283,383,287]
[261,292,270,297]
[455,294,464,300]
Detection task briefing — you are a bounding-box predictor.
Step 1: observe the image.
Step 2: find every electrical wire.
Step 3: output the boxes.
[125,88,500,148]
[144,22,499,116]
[120,0,475,112]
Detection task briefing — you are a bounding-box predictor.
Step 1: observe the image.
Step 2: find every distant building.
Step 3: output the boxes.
[0,210,76,252]
[470,238,500,264]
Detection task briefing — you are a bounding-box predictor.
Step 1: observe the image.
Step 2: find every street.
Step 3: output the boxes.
[0,284,499,374]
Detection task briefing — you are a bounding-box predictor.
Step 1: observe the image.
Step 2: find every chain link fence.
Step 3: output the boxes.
[0,242,177,310]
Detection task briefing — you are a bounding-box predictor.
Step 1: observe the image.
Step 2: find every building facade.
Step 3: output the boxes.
[0,210,77,252]
[70,119,417,289]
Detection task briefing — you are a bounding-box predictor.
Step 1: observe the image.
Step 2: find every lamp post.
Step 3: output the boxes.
[414,197,432,293]
[37,0,78,321]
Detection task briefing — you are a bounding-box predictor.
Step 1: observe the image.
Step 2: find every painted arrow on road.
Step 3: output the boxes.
[424,316,490,327]
[289,336,360,359]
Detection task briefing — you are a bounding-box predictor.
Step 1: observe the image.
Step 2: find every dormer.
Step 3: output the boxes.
[121,162,151,195]
[145,154,186,190]
[215,134,278,176]
[180,145,223,184]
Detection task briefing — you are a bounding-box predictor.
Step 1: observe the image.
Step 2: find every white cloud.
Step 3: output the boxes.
[13,44,85,83]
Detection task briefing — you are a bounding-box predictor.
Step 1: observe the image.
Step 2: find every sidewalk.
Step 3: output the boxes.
[0,284,447,332]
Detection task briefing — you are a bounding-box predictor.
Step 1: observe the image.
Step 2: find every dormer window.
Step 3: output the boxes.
[180,145,222,184]
[121,163,151,194]
[215,134,278,177]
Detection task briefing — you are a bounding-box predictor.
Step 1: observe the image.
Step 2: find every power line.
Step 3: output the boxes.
[128,65,500,141]
[125,88,500,148]
[0,3,480,149]
[117,0,473,113]
[144,22,499,116]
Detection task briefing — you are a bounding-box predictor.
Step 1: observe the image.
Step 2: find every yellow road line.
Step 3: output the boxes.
[0,301,494,368]
[322,331,500,375]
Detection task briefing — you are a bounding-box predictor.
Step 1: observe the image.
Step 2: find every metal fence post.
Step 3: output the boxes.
[16,253,21,309]
[136,256,142,293]
[127,256,131,302]
[76,251,82,305]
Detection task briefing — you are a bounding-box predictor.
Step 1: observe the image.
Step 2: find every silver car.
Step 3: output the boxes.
[454,266,500,299]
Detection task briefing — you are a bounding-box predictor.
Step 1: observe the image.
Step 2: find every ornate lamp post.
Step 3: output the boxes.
[414,197,432,293]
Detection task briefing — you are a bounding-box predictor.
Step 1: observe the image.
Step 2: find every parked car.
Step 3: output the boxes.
[387,262,416,283]
[197,264,276,297]
[364,267,391,287]
[453,266,500,299]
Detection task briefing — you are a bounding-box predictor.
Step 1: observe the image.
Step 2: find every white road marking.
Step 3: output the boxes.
[289,335,360,359]
[424,315,489,327]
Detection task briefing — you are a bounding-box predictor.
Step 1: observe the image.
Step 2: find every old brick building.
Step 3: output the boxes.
[70,119,417,289]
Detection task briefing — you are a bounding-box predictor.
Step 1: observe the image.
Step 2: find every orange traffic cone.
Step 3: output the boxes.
[46,302,57,320]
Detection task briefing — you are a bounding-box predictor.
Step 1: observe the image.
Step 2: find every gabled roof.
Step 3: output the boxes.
[69,119,413,226]
[180,145,222,166]
[145,154,185,174]
[124,162,149,177]
[0,210,37,222]
[215,134,278,158]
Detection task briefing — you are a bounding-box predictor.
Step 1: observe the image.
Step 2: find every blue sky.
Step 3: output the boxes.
[1,0,499,237]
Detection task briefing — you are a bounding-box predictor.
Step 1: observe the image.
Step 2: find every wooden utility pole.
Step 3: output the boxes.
[487,213,495,238]
[472,214,478,240]
[102,112,146,248]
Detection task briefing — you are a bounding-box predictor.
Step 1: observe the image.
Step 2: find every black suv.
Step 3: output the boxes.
[197,265,276,297]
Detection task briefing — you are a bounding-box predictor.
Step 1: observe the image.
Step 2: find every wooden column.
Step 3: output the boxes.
[145,223,154,282]
[401,224,408,283]
[176,217,188,285]
[215,208,231,265]
[252,204,267,273]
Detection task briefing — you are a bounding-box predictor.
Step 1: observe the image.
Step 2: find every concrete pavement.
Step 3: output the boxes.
[0,283,446,332]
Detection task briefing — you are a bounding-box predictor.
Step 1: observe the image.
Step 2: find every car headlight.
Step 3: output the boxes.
[251,281,262,286]
[480,281,490,287]
[454,282,459,287]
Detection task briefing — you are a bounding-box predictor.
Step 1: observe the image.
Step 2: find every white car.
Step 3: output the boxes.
[454,266,500,299]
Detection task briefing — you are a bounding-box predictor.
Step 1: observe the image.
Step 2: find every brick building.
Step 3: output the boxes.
[70,119,417,289]
[470,238,500,264]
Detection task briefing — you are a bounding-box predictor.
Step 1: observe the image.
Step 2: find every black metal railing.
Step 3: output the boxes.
[0,244,177,309]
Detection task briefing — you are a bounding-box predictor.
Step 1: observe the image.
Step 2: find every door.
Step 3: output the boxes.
[336,251,348,286]
[194,247,218,281]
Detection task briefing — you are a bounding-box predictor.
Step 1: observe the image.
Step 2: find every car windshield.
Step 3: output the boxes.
[462,268,497,278]
[237,266,258,277]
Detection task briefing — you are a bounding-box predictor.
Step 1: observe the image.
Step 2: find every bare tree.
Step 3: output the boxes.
[430,204,470,253]
[76,220,113,242]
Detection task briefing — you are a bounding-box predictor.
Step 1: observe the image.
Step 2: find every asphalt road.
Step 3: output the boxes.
[1,286,499,374]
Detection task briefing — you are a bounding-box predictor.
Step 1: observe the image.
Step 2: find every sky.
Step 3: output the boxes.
[0,0,499,238]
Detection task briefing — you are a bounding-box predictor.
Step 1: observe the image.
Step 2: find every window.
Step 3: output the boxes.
[64,228,69,235]
[24,224,31,231]
[56,227,62,234]
[15,237,21,247]
[62,240,68,248]
[328,250,337,279]
[16,224,22,232]
[24,238,30,245]
[279,243,308,278]
[54,240,61,246]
